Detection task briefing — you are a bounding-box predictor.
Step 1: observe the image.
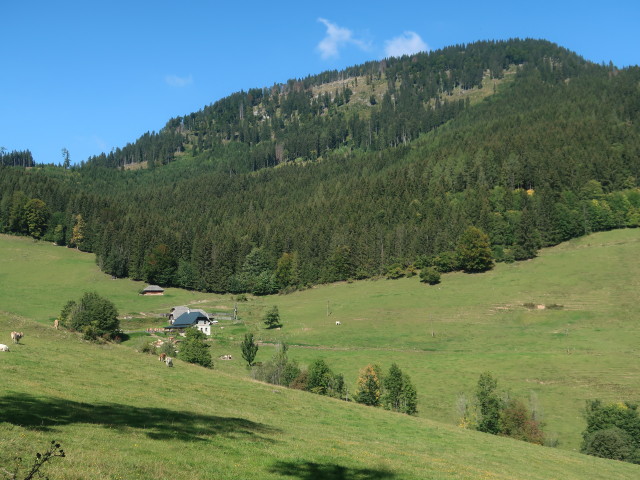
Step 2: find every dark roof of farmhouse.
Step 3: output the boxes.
[166,311,210,329]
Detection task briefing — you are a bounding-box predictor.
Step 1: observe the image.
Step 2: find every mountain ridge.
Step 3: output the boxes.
[0,38,638,294]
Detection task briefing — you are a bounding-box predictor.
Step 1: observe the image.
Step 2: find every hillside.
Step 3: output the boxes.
[1,39,639,295]
[2,229,640,465]
[1,261,639,480]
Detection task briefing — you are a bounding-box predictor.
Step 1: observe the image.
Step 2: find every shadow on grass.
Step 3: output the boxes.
[0,393,279,443]
[270,461,396,480]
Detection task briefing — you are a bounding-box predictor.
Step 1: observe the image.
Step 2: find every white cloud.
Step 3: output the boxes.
[317,18,369,60]
[165,74,193,87]
[384,31,428,58]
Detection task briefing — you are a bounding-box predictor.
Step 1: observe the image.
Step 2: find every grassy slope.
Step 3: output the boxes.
[1,231,639,478]
[0,236,213,321]
[1,313,638,479]
[233,229,640,451]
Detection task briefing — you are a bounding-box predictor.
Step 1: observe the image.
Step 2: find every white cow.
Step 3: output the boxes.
[11,332,23,344]
[165,357,173,367]
[0,344,9,352]
[335,321,341,326]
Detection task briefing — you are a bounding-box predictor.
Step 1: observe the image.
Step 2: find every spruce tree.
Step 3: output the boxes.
[241,333,259,366]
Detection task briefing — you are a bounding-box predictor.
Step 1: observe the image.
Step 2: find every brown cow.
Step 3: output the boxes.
[11,332,23,344]
[159,352,167,362]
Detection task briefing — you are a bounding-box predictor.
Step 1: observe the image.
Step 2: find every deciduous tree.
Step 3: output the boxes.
[456,226,494,273]
[355,364,382,407]
[180,328,212,368]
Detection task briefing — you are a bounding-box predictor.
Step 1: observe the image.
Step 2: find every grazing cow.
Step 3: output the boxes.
[0,344,9,352]
[11,332,23,344]
[165,357,173,367]
[335,321,341,326]
[158,352,167,362]
[53,319,59,330]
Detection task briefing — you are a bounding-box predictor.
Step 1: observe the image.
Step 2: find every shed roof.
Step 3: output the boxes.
[143,285,165,292]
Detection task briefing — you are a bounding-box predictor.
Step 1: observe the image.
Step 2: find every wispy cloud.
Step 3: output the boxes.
[384,31,428,58]
[317,18,369,60]
[165,74,193,88]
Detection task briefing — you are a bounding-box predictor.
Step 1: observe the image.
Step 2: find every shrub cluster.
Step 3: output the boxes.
[581,400,640,464]
[58,292,120,341]
[458,372,545,445]
[252,351,417,415]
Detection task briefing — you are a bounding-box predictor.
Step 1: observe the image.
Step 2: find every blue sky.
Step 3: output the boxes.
[2,0,639,165]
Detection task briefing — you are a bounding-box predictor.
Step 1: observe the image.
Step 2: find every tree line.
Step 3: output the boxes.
[249,343,417,415]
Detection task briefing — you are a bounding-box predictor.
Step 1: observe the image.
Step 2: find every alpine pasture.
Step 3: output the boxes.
[1,231,639,479]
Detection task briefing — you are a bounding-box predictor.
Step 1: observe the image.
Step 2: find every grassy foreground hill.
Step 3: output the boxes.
[1,313,638,479]
[1,231,640,478]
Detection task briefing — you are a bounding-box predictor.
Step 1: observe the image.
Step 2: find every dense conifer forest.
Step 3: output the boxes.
[1,39,639,293]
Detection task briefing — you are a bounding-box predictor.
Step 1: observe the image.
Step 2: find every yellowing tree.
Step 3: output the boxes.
[69,214,86,250]
[354,364,382,406]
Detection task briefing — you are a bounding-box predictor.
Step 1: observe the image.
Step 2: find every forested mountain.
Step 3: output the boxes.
[1,39,639,293]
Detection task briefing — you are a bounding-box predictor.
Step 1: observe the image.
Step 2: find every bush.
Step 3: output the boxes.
[263,306,282,329]
[386,265,405,280]
[179,328,212,368]
[419,267,441,285]
[582,427,634,461]
[158,340,177,357]
[414,254,433,270]
[432,251,459,273]
[289,371,309,390]
[499,398,545,445]
[253,344,302,387]
[581,399,640,463]
[140,340,157,355]
[306,359,344,398]
[59,292,120,341]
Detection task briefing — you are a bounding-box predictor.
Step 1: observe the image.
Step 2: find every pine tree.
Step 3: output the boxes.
[241,333,259,366]
[382,363,404,411]
[401,377,418,415]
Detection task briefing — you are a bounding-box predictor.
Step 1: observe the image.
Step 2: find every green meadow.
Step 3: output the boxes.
[1,231,640,478]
